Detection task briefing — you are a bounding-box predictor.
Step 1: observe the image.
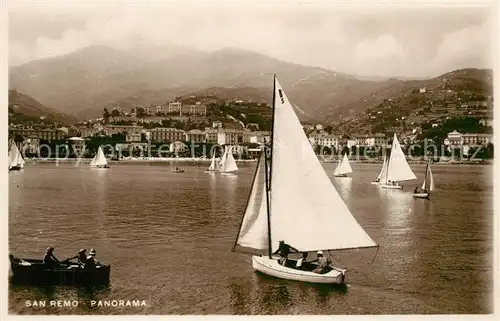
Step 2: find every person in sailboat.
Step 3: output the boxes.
[43,246,60,267]
[296,252,309,269]
[273,240,299,266]
[311,251,332,274]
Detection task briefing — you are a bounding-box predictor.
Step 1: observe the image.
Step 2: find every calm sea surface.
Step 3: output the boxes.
[8,162,493,314]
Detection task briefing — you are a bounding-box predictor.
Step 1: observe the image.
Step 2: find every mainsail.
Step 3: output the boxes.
[9,142,25,169]
[376,155,388,180]
[220,147,238,173]
[421,158,435,191]
[208,154,219,171]
[334,153,353,175]
[385,134,416,183]
[90,146,108,167]
[234,76,377,253]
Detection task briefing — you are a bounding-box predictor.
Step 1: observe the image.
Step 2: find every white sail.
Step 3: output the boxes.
[221,147,238,173]
[421,159,435,191]
[268,77,377,252]
[376,156,388,180]
[9,142,25,169]
[428,166,435,191]
[235,153,268,250]
[334,153,353,175]
[219,149,227,171]
[208,154,219,171]
[90,146,107,167]
[385,134,416,183]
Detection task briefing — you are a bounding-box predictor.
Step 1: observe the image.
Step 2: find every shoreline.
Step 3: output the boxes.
[24,157,493,165]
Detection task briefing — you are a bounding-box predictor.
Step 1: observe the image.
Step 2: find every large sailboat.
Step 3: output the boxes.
[380,134,416,189]
[232,76,378,285]
[413,156,434,199]
[333,153,353,177]
[371,155,388,184]
[219,147,238,175]
[8,142,25,171]
[89,146,109,169]
[204,153,220,173]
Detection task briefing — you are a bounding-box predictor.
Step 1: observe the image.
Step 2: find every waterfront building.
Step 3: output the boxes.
[9,126,67,142]
[169,141,187,153]
[149,128,186,143]
[186,129,206,143]
[444,130,493,147]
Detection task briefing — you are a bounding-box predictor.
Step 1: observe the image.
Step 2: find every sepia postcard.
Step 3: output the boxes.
[2,0,498,318]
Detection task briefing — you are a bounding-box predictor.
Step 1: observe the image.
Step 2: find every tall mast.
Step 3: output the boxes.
[265,74,277,259]
[424,153,430,190]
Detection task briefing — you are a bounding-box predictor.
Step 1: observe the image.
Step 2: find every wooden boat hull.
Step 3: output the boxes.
[9,166,22,171]
[221,172,237,176]
[381,184,402,190]
[252,256,345,284]
[171,170,185,173]
[333,173,348,177]
[413,193,429,199]
[370,181,379,185]
[9,256,110,285]
[90,165,109,169]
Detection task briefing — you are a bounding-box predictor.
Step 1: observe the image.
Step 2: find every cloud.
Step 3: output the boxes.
[429,19,493,74]
[7,2,494,77]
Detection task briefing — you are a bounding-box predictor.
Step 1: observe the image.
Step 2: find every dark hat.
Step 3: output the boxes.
[47,246,54,252]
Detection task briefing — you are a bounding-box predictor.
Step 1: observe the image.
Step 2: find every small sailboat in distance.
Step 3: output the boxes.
[204,153,220,173]
[380,133,416,189]
[232,75,378,285]
[9,142,25,171]
[413,156,434,199]
[220,147,238,176]
[371,154,388,184]
[90,146,109,169]
[333,153,353,177]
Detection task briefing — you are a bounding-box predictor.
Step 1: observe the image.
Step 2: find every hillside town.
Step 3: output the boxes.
[8,96,494,161]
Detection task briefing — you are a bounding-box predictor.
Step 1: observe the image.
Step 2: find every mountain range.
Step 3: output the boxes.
[9,44,493,123]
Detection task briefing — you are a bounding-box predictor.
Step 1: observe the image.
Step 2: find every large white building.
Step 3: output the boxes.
[444,130,493,147]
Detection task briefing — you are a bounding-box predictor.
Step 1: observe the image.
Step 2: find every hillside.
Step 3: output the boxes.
[8,90,77,125]
[9,46,387,121]
[333,68,493,135]
[9,45,493,124]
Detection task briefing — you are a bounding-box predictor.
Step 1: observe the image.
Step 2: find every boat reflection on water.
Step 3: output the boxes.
[227,270,348,314]
[333,177,352,201]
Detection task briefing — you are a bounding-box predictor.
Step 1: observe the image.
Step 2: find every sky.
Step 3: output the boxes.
[6,1,496,78]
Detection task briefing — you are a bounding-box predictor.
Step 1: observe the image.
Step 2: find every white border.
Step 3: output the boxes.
[1,0,499,320]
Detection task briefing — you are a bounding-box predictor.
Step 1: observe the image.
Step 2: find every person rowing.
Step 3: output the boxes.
[67,249,88,267]
[43,246,60,267]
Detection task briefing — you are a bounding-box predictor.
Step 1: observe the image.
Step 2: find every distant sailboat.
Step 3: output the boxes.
[204,153,220,173]
[333,153,353,177]
[8,142,25,171]
[413,156,434,199]
[90,146,109,169]
[220,147,238,175]
[371,155,388,184]
[380,134,416,189]
[232,75,378,285]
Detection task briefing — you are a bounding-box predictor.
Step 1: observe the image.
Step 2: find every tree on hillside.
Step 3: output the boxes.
[136,108,147,118]
[110,109,120,117]
[103,108,110,124]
